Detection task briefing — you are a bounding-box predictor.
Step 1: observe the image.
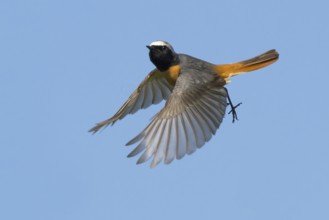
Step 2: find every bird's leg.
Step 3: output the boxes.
[224,88,242,123]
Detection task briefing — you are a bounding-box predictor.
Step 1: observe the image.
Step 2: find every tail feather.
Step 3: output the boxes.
[215,49,279,81]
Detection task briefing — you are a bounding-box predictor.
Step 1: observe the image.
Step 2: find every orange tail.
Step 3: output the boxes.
[215,49,279,82]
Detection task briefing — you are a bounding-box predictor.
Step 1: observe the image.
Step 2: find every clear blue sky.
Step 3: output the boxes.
[1,0,328,219]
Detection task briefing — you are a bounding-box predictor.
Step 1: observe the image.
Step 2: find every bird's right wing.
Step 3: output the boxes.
[126,72,228,168]
[89,69,178,133]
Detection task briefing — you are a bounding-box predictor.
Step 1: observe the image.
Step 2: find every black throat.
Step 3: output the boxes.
[148,47,179,71]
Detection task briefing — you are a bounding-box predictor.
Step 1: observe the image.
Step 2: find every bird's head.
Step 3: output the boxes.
[147,41,178,71]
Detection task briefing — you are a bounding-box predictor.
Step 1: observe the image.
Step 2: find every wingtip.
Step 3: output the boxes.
[150,158,161,168]
[88,123,103,133]
[149,163,157,169]
[88,130,97,134]
[88,120,115,134]
[88,126,99,134]
[125,132,144,146]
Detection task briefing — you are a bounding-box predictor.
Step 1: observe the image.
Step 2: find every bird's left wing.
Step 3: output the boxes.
[89,68,178,133]
[126,72,228,168]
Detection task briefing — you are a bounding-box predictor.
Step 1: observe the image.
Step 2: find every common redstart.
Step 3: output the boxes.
[89,41,279,168]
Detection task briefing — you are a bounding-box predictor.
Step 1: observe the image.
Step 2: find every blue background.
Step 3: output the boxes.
[1,0,328,219]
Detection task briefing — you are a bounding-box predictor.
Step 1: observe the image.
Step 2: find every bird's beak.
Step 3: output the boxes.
[146,45,151,50]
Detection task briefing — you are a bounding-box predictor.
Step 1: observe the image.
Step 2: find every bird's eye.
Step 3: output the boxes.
[160,46,166,50]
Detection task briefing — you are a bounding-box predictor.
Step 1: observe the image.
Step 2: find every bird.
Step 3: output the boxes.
[89,41,279,168]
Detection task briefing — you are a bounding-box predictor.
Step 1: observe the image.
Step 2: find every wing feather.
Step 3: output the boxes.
[126,71,228,167]
[89,69,175,133]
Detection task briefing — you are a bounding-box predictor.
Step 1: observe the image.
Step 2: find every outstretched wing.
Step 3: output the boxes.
[89,69,176,133]
[126,71,228,168]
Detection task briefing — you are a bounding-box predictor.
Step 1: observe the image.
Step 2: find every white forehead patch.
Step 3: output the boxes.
[149,41,175,52]
[149,41,170,47]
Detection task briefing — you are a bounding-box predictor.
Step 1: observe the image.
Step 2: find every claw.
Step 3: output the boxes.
[224,88,242,123]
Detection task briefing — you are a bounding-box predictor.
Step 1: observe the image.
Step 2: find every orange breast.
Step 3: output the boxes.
[165,65,180,85]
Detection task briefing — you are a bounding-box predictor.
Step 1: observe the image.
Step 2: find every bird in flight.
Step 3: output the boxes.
[89,41,279,168]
